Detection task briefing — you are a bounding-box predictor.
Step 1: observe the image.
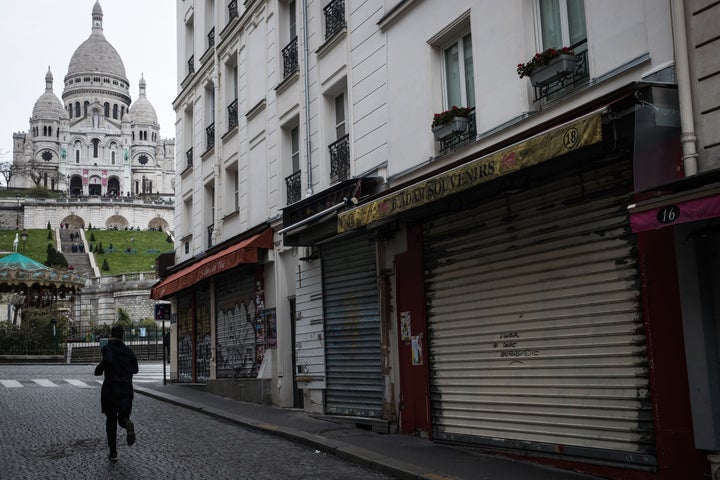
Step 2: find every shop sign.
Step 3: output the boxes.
[338,113,602,232]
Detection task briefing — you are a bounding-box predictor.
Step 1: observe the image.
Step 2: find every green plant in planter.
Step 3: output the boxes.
[431,106,472,129]
[517,46,575,79]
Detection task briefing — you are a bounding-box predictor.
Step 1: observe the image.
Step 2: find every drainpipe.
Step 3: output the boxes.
[301,0,313,196]
[670,0,698,176]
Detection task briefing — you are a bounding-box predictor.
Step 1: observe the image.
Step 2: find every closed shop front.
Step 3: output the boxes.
[176,284,211,383]
[422,158,655,467]
[322,234,383,418]
[216,266,262,378]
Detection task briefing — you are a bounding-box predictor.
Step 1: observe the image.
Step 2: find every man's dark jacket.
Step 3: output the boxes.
[94,338,139,414]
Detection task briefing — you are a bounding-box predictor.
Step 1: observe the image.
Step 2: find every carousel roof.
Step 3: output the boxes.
[0,253,84,287]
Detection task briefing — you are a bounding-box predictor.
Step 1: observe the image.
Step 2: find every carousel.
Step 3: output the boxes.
[0,252,84,325]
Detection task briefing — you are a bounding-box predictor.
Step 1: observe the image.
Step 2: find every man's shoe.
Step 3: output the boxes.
[109,453,118,463]
[126,420,136,446]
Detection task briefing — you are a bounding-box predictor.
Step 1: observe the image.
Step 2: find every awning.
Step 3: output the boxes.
[337,109,603,232]
[151,228,273,300]
[628,184,720,233]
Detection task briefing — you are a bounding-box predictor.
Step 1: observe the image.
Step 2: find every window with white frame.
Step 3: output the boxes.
[285,124,301,205]
[329,91,350,182]
[224,165,239,214]
[443,33,475,109]
[334,93,346,139]
[537,0,586,51]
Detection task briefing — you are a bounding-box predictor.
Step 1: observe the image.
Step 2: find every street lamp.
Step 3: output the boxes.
[20,229,28,254]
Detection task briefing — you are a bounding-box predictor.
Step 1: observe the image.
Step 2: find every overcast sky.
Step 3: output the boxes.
[0,0,177,163]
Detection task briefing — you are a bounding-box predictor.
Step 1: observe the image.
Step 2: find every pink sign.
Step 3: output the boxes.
[630,193,720,232]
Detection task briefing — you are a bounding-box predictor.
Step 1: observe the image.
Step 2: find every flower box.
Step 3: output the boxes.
[529,54,578,87]
[432,116,469,141]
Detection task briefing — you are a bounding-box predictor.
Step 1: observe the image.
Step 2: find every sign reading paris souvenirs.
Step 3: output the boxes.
[337,113,602,233]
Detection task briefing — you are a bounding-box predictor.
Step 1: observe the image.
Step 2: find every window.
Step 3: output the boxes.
[92,139,100,158]
[282,1,299,78]
[444,33,475,108]
[537,0,586,51]
[289,0,297,39]
[185,15,195,77]
[329,91,350,183]
[233,171,239,212]
[285,125,301,205]
[113,104,118,119]
[206,86,215,151]
[104,102,110,117]
[75,102,80,117]
[205,0,215,49]
[291,126,300,172]
[323,0,345,39]
[84,101,90,116]
[335,93,346,139]
[111,151,116,165]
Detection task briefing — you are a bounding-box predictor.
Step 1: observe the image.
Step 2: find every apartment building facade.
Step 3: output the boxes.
[153,0,720,477]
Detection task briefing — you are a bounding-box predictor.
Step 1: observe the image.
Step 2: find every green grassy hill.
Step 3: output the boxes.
[87,229,174,276]
[0,228,174,276]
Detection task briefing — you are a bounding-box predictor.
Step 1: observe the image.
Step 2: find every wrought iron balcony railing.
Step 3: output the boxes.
[228,0,238,21]
[227,99,238,131]
[206,122,215,151]
[285,170,302,205]
[437,108,476,154]
[208,27,215,49]
[282,37,299,79]
[185,147,193,170]
[323,0,345,40]
[533,42,589,102]
[329,134,350,183]
[188,55,195,75]
[207,223,214,249]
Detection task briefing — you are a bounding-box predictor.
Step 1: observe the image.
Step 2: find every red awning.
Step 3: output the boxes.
[151,228,273,299]
[628,186,720,233]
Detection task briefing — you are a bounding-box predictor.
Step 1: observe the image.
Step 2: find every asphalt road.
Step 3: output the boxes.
[0,364,396,480]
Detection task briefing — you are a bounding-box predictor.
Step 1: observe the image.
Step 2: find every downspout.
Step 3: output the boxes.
[670,0,698,176]
[212,4,221,246]
[301,0,313,196]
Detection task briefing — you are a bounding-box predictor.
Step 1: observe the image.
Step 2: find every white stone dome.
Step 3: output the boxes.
[67,1,127,80]
[32,68,66,120]
[129,76,158,125]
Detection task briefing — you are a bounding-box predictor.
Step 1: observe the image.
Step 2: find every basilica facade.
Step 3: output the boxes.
[10,1,174,198]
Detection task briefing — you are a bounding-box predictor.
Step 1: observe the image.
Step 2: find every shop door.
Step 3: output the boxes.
[395,224,431,437]
[323,234,383,418]
[423,159,655,466]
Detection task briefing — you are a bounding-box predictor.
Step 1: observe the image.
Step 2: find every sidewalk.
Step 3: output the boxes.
[135,381,601,480]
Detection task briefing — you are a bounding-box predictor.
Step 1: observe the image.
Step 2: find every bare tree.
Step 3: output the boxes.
[0,161,13,188]
[11,158,46,186]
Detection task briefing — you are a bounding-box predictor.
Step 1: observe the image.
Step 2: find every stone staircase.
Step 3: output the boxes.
[59,229,95,277]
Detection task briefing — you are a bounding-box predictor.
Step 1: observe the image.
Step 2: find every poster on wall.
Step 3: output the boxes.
[400,311,411,341]
[411,335,423,365]
[265,308,277,348]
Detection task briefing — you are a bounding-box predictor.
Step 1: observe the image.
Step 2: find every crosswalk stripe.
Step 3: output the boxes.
[32,379,58,387]
[1,380,23,388]
[65,379,94,388]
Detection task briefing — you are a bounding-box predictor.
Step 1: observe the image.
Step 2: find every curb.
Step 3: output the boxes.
[134,385,459,480]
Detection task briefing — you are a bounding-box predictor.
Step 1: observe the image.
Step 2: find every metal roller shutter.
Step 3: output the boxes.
[423,159,655,467]
[216,269,257,378]
[323,235,383,417]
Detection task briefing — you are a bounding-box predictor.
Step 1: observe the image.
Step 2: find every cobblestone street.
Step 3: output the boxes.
[0,365,396,480]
